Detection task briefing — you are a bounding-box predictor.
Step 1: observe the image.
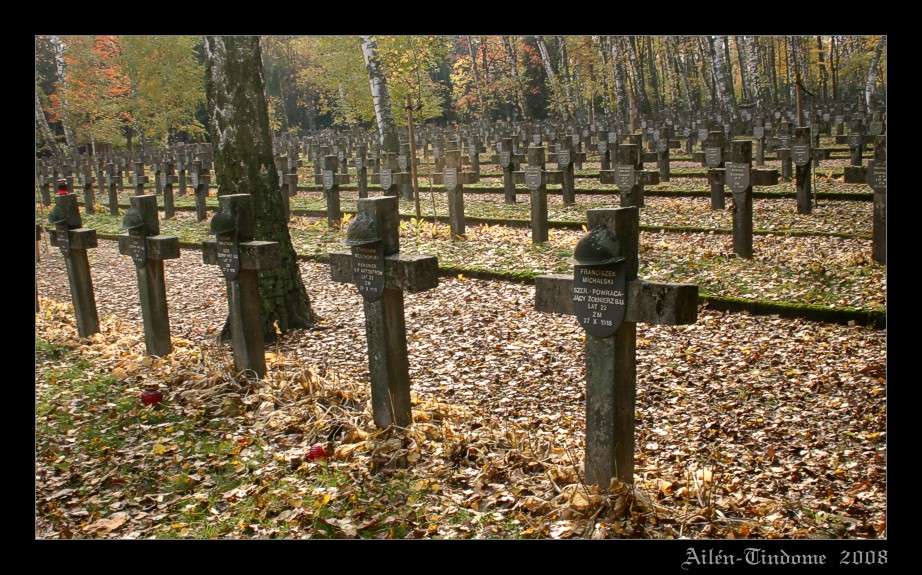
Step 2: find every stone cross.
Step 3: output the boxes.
[656,126,671,182]
[202,194,280,378]
[60,163,75,195]
[776,121,793,182]
[868,135,886,265]
[726,140,754,259]
[323,154,343,227]
[443,149,474,238]
[496,137,521,205]
[752,116,766,166]
[704,131,726,210]
[515,145,561,244]
[47,193,100,337]
[104,162,121,216]
[535,207,698,486]
[160,161,179,219]
[557,135,577,206]
[275,155,292,222]
[355,145,369,199]
[191,160,211,222]
[329,196,439,427]
[844,119,867,183]
[792,127,813,215]
[79,161,96,215]
[37,162,52,207]
[132,161,148,197]
[117,194,180,356]
[615,143,645,208]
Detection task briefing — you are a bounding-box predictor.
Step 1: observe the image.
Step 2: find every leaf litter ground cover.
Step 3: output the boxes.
[35,239,886,539]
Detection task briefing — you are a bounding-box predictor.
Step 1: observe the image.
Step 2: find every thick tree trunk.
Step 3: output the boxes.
[865,37,886,112]
[360,35,399,154]
[203,35,317,340]
[49,36,77,157]
[502,36,531,120]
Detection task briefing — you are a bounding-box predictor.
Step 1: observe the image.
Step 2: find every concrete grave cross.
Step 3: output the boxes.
[202,194,280,378]
[329,196,439,427]
[323,154,343,227]
[535,207,698,487]
[47,193,100,337]
[117,194,180,356]
[133,161,148,196]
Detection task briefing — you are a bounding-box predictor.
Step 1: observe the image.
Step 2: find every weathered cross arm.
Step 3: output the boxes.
[118,235,180,261]
[48,228,98,250]
[535,274,698,325]
[202,240,281,270]
[329,251,439,292]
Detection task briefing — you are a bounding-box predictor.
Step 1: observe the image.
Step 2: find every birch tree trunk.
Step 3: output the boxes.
[625,36,647,126]
[502,36,531,120]
[610,37,629,123]
[359,35,399,154]
[49,36,77,157]
[735,36,751,103]
[535,36,564,118]
[35,83,62,160]
[708,35,731,115]
[203,35,317,339]
[745,36,764,108]
[865,36,886,112]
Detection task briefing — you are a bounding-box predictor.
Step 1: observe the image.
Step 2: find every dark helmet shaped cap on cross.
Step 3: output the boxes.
[344,214,381,246]
[208,211,236,235]
[568,227,626,266]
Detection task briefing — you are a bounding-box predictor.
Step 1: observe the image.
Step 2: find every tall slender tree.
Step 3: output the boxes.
[203,35,317,339]
[359,35,399,153]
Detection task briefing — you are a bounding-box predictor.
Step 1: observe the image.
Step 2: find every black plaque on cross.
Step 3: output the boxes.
[499,151,511,168]
[848,133,862,148]
[698,128,709,141]
[615,165,635,192]
[869,121,883,136]
[753,126,764,139]
[127,229,147,269]
[778,135,791,149]
[351,242,386,302]
[573,264,627,338]
[792,143,811,166]
[525,165,542,191]
[867,160,887,193]
[380,168,392,190]
[598,141,608,155]
[397,156,408,172]
[444,167,458,191]
[216,232,241,281]
[558,149,571,167]
[55,223,70,256]
[705,146,722,168]
[725,162,750,193]
[323,170,335,191]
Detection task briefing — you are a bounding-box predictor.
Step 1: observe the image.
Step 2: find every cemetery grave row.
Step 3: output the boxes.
[35,224,888,538]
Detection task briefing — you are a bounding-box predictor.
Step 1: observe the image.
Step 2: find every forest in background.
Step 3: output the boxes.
[35,35,887,157]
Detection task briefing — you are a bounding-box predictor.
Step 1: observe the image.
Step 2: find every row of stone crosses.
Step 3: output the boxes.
[38,106,887,269]
[38,107,886,488]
